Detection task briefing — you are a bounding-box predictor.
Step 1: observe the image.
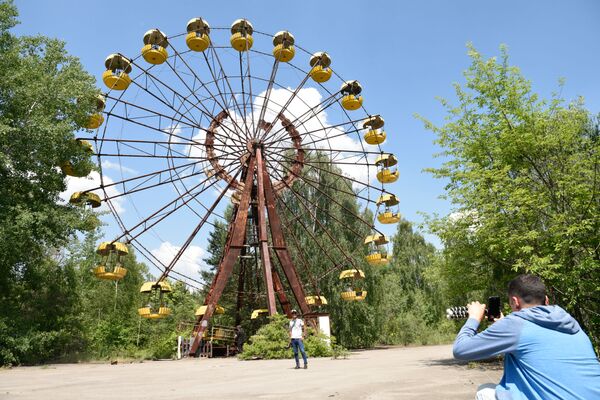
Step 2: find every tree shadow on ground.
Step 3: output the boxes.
[423,357,503,371]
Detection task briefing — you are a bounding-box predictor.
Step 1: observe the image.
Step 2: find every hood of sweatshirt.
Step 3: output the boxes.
[513,305,580,334]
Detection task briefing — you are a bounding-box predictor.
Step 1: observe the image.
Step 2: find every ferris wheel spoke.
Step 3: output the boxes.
[268,157,377,205]
[269,126,366,154]
[316,246,368,281]
[271,151,386,195]
[263,94,340,146]
[168,44,237,117]
[101,163,215,202]
[278,208,326,296]
[274,184,355,270]
[257,64,314,143]
[156,170,239,283]
[269,144,382,156]
[238,52,256,139]
[204,46,250,134]
[110,157,242,243]
[127,239,206,290]
[130,61,248,147]
[235,55,252,141]
[265,119,366,149]
[98,136,195,160]
[164,49,249,145]
[105,94,202,132]
[129,62,202,127]
[204,47,252,140]
[266,101,341,152]
[102,110,247,153]
[252,57,278,140]
[87,136,245,161]
[261,91,340,145]
[266,159,368,239]
[82,159,199,196]
[113,179,220,244]
[266,156,385,237]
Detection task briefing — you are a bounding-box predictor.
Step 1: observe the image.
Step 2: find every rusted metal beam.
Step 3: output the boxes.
[272,268,292,317]
[255,147,277,315]
[259,154,311,316]
[189,156,255,355]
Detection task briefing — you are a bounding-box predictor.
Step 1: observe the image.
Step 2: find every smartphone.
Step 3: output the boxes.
[487,296,501,321]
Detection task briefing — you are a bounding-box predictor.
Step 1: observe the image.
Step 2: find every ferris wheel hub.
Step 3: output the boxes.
[203,110,304,194]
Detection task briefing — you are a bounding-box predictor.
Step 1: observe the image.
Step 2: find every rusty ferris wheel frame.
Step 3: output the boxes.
[77,20,398,355]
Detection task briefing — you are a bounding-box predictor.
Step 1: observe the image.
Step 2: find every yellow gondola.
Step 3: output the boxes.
[339,269,366,279]
[186,18,211,52]
[305,295,328,306]
[195,304,225,317]
[69,191,102,208]
[363,115,386,145]
[138,281,172,319]
[102,53,132,91]
[84,95,106,130]
[272,31,295,62]
[340,80,363,111]
[375,153,399,184]
[93,241,128,280]
[339,269,367,301]
[251,309,269,319]
[376,193,401,224]
[309,52,332,83]
[60,139,93,177]
[364,234,390,266]
[142,29,169,65]
[230,19,253,52]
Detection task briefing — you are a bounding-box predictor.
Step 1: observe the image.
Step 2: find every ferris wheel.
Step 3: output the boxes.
[64,17,400,354]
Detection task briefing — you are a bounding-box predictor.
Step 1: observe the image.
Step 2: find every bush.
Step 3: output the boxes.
[304,329,333,357]
[379,312,456,346]
[239,314,334,360]
[147,331,178,360]
[238,314,290,360]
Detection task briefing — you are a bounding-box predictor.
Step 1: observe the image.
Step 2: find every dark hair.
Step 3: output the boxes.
[507,274,546,305]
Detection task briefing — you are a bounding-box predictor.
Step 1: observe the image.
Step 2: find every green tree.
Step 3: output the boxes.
[419,45,600,346]
[0,0,99,365]
[378,219,453,345]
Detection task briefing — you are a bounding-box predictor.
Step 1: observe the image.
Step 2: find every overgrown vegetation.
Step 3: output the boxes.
[238,314,334,360]
[419,44,600,349]
[1,0,598,366]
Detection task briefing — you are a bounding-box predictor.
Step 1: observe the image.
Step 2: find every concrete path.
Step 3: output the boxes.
[0,345,502,399]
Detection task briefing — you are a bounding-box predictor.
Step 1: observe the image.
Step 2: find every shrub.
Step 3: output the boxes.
[239,314,334,360]
[304,329,332,357]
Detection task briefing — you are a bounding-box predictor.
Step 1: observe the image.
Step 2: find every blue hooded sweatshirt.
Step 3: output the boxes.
[453,305,600,399]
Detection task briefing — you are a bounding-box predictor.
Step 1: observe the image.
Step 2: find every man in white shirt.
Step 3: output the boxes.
[289,309,308,369]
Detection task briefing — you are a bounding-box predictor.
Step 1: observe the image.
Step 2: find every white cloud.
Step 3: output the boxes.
[251,87,374,187]
[151,241,208,282]
[156,86,378,204]
[60,171,125,214]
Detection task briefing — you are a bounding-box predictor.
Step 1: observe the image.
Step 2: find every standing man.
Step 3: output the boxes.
[289,309,308,369]
[453,274,600,400]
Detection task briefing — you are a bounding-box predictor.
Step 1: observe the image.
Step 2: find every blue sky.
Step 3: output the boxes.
[12,1,600,281]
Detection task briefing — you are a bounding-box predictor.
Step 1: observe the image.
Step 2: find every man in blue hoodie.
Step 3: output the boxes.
[453,274,600,400]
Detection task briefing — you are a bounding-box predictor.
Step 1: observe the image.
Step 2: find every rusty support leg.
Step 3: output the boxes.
[255,147,277,315]
[235,256,246,326]
[189,157,256,355]
[259,155,311,316]
[272,269,292,317]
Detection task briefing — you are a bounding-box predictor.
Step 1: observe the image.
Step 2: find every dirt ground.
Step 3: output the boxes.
[0,344,502,400]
